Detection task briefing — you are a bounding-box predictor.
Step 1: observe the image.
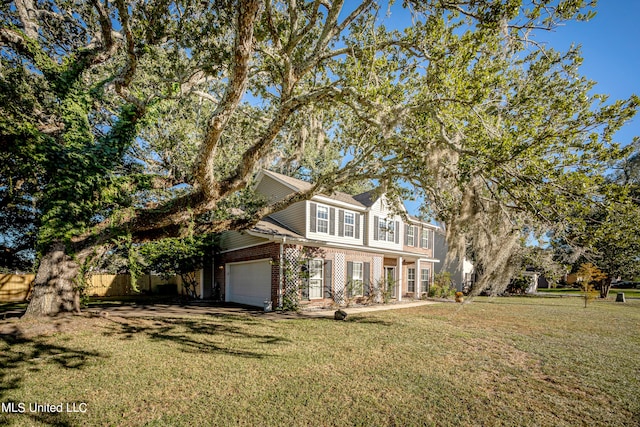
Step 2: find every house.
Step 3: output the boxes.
[205,170,440,309]
[433,229,475,292]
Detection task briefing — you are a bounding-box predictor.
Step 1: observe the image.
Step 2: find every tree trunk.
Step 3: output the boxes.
[600,277,613,299]
[23,242,81,317]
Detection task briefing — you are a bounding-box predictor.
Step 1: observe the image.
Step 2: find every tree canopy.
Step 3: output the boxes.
[1,0,638,313]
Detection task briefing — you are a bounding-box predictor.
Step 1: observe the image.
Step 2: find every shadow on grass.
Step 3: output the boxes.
[0,325,105,427]
[343,316,393,326]
[101,314,291,359]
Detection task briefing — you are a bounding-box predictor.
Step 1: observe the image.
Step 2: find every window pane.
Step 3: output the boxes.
[353,262,363,280]
[408,268,415,293]
[350,262,363,296]
[421,268,429,293]
[344,212,354,237]
[345,212,354,225]
[317,206,328,233]
[378,219,387,241]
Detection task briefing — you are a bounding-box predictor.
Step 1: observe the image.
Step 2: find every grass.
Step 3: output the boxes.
[1,297,639,426]
[538,287,640,299]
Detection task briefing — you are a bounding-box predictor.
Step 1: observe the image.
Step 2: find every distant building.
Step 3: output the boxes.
[433,229,475,292]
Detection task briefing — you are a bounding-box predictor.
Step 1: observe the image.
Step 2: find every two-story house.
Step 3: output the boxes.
[208,170,439,309]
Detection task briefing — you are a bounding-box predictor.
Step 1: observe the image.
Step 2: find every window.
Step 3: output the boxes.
[378,218,388,241]
[421,268,430,294]
[376,217,398,242]
[351,262,363,296]
[421,228,432,249]
[407,225,415,246]
[317,206,329,234]
[407,268,416,293]
[308,259,324,299]
[344,212,355,237]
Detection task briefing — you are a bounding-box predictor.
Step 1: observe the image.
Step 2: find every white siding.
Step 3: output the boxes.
[306,201,364,245]
[220,231,268,251]
[366,197,404,251]
[270,201,306,235]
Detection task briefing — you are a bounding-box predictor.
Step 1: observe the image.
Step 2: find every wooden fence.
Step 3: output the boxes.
[0,272,202,303]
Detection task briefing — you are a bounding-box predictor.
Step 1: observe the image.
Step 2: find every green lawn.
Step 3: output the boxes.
[538,287,640,299]
[1,297,639,426]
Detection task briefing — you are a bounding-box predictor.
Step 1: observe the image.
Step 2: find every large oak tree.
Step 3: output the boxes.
[1,0,637,315]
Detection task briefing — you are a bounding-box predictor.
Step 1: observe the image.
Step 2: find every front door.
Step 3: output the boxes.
[384,267,396,298]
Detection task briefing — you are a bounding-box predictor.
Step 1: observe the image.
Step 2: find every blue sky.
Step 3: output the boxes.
[539,1,640,147]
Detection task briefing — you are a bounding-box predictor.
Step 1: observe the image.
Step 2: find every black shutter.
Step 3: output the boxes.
[309,203,317,233]
[329,208,335,235]
[363,262,370,296]
[355,214,361,239]
[395,221,400,244]
[373,215,379,240]
[324,260,332,299]
[338,209,344,237]
[405,224,409,245]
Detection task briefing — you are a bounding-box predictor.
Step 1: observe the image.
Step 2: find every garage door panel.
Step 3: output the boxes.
[227,260,271,307]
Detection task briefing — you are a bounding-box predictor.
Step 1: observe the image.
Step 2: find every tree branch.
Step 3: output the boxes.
[194,0,263,200]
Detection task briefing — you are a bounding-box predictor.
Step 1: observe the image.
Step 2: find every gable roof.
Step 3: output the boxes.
[250,216,304,239]
[260,169,313,192]
[260,169,366,208]
[352,190,378,207]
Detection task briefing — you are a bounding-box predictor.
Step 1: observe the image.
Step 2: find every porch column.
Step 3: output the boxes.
[397,257,403,301]
[416,259,421,300]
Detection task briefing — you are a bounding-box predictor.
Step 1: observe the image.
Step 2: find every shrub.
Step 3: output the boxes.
[429,273,456,299]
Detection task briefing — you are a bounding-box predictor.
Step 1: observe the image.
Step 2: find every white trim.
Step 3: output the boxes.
[407,218,439,229]
[311,195,367,211]
[416,259,421,299]
[397,256,403,302]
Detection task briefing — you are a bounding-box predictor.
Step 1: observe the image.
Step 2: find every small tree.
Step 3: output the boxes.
[576,263,606,308]
[140,235,217,299]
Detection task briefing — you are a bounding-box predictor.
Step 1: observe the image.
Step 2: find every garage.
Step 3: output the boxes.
[225,259,272,307]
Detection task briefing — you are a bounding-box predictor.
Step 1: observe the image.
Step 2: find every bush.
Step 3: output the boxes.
[429,273,456,299]
[506,275,530,294]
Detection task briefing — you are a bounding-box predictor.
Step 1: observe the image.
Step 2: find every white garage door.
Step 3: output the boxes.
[226,259,272,307]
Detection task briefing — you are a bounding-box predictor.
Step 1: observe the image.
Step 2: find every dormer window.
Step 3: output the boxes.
[317,205,329,234]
